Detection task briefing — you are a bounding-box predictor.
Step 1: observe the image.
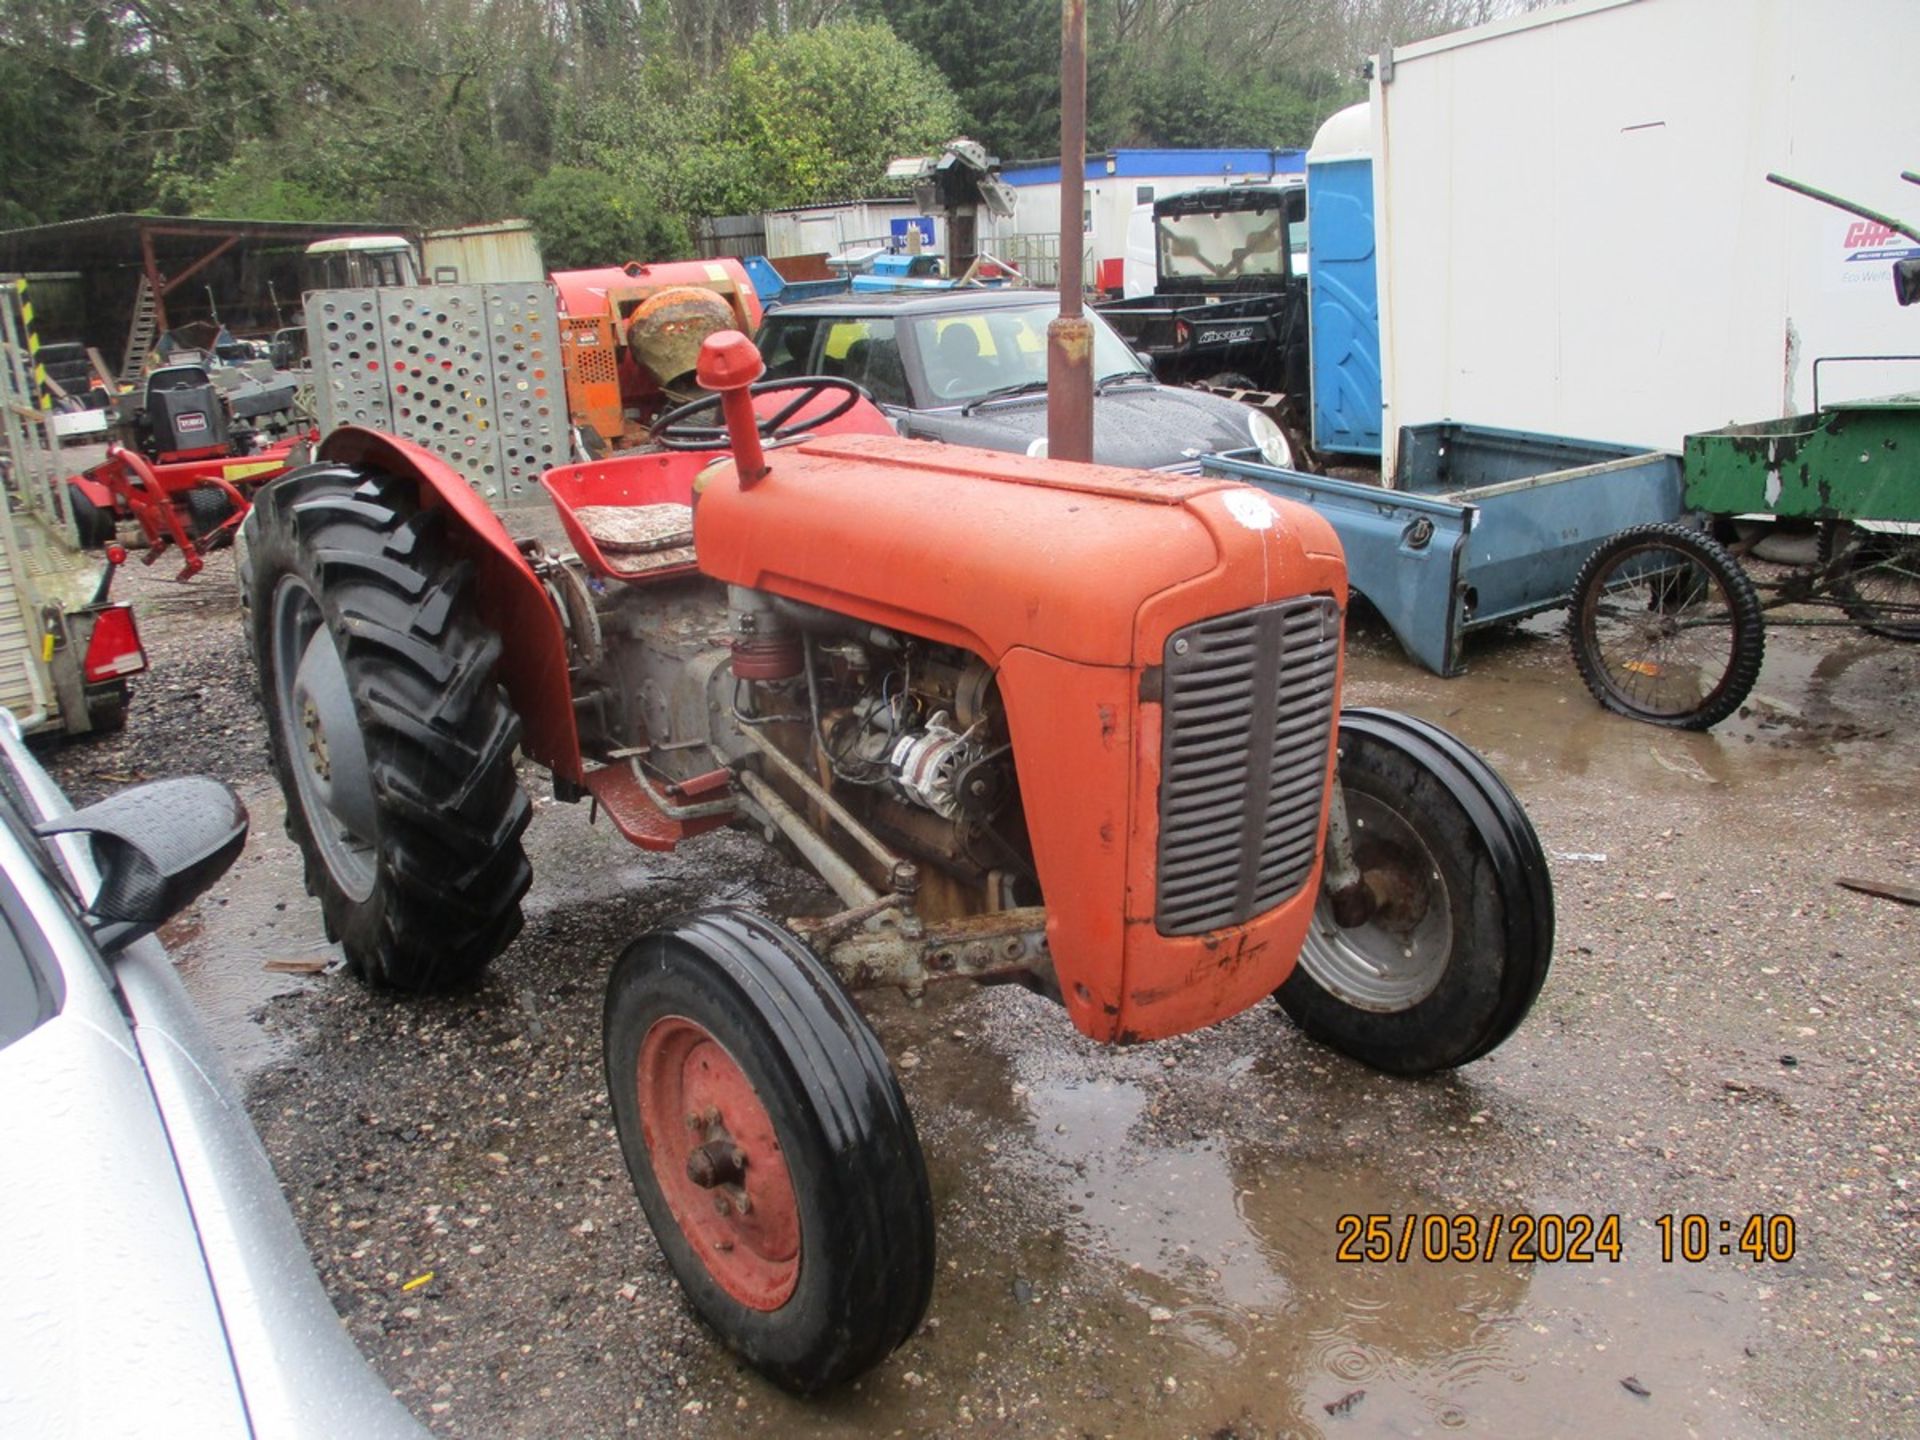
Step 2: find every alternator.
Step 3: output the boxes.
[887,712,982,821]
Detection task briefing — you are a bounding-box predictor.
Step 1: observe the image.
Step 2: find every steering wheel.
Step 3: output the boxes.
[648,377,867,451]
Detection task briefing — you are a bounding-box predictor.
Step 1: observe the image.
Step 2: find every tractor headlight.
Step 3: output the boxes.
[1248,410,1293,470]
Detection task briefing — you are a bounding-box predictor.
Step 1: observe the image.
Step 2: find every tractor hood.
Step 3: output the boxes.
[901,383,1256,472]
[693,433,1343,669]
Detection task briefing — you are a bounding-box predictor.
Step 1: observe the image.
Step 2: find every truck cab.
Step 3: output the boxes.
[1153,180,1305,293]
[303,236,421,292]
[1096,181,1311,402]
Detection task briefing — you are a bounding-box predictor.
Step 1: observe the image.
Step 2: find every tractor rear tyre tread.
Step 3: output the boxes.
[1278,709,1554,1074]
[606,908,935,1392]
[248,463,531,991]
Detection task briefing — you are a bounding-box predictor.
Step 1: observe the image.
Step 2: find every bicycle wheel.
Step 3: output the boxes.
[1568,522,1765,729]
[1820,521,1920,641]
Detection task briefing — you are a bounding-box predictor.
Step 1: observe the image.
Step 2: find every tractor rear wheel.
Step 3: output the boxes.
[247,463,531,991]
[1277,709,1554,1074]
[605,908,935,1392]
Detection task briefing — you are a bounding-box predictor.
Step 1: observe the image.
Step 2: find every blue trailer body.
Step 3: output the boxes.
[1305,148,1382,457]
[1206,423,1684,676]
[740,255,851,309]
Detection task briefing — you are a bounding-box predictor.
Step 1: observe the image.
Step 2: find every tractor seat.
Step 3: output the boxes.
[571,502,696,577]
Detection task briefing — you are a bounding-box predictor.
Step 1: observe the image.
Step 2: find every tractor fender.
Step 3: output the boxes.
[317,427,584,785]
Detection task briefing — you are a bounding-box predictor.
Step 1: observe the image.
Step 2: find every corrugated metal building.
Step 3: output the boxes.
[422,220,545,283]
[0,213,406,366]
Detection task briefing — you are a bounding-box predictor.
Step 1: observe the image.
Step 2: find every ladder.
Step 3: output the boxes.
[120,275,158,383]
[0,287,61,728]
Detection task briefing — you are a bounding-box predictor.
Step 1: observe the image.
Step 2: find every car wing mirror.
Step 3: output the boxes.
[1894,257,1920,307]
[36,778,249,952]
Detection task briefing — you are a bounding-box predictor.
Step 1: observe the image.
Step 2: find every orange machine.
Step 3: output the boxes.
[552,258,765,450]
[245,331,1552,1395]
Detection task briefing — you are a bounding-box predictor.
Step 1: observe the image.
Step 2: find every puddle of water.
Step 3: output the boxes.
[1345,614,1919,805]
[991,1066,1765,1438]
[720,1014,1771,1440]
[163,781,337,1080]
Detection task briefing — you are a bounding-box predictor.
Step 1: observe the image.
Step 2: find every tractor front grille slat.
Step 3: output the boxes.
[1154,596,1341,936]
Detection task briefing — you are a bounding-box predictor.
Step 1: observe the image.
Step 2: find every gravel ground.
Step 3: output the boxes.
[40,543,1920,1439]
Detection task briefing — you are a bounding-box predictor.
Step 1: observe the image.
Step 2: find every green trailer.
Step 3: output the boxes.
[1564,172,1920,730]
[1682,387,1920,527]
[1566,390,1919,730]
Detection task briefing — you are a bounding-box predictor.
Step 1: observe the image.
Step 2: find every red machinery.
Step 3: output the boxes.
[67,359,314,579]
[243,331,1552,1392]
[551,258,764,451]
[72,438,310,580]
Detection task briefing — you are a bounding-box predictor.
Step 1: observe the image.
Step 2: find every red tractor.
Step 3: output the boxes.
[242,331,1552,1392]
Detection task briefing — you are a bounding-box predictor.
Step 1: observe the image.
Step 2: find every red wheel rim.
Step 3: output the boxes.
[636,1017,801,1310]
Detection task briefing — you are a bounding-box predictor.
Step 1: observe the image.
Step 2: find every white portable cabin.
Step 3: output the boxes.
[1370,0,1920,475]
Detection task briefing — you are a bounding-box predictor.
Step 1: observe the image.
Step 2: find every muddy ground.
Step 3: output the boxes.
[44,545,1919,1440]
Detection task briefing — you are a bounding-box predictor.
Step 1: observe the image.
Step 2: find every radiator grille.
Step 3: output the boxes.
[1155,597,1341,936]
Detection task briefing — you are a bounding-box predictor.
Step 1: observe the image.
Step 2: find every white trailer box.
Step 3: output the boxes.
[1371,0,1920,475]
[422,220,545,284]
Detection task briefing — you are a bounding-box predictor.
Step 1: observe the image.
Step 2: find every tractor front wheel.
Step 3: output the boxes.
[605,908,935,1392]
[247,463,531,991]
[1277,709,1554,1074]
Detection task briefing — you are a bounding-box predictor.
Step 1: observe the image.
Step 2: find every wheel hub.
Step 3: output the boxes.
[271,578,381,904]
[301,698,332,781]
[685,1133,748,1189]
[1301,793,1454,1012]
[637,1017,800,1311]
[1358,845,1432,934]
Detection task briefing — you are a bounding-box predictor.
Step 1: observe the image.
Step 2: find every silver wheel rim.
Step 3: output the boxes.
[271,576,379,903]
[1301,789,1452,1012]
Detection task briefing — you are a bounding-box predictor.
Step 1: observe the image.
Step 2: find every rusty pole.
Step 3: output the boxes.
[1046,0,1093,464]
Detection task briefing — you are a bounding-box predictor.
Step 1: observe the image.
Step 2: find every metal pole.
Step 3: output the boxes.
[1767,173,1920,245]
[735,770,881,909]
[1046,0,1093,464]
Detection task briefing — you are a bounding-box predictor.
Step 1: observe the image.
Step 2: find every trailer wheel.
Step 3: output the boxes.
[83,683,129,736]
[605,908,934,1393]
[1568,522,1764,729]
[247,463,531,991]
[1277,709,1553,1074]
[1820,521,1920,642]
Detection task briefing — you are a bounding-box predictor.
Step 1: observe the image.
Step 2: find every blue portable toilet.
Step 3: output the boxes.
[1306,103,1382,458]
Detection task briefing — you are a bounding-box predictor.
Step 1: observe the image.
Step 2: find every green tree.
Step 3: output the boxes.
[0,0,1390,237]
[1119,52,1345,150]
[568,20,962,218]
[863,0,1058,161]
[721,20,964,205]
[523,166,690,269]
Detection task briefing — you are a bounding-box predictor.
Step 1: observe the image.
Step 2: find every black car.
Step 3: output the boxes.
[755,290,1294,472]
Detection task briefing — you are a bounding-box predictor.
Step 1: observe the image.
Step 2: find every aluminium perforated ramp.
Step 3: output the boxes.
[306,282,567,506]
